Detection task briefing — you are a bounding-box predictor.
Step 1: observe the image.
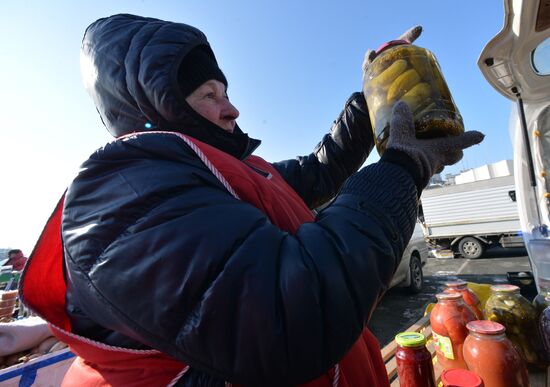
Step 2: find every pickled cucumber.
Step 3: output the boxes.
[399,82,431,113]
[370,59,408,90]
[386,68,421,103]
[409,55,433,81]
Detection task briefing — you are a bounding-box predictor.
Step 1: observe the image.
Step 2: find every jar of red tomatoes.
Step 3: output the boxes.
[394,332,436,387]
[444,280,484,320]
[463,320,530,387]
[430,292,476,370]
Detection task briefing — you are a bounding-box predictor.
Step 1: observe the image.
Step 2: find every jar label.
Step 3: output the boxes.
[432,331,454,359]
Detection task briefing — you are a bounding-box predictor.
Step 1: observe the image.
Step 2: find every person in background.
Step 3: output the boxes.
[20,14,483,387]
[4,249,27,272]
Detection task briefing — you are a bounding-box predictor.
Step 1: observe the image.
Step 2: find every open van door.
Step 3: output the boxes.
[478,0,550,294]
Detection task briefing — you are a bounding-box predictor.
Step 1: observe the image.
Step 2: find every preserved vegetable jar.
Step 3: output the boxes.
[444,280,484,320]
[363,40,464,154]
[540,302,550,364]
[533,291,550,315]
[441,369,484,387]
[484,284,545,365]
[430,292,476,370]
[463,320,529,387]
[394,332,436,387]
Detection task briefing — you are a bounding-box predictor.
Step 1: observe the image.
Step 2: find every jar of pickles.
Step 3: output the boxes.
[484,284,545,366]
[444,280,484,320]
[430,292,476,370]
[394,332,436,387]
[363,40,464,154]
[463,320,530,387]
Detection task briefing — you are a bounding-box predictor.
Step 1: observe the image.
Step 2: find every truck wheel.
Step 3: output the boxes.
[458,237,485,259]
[408,255,423,294]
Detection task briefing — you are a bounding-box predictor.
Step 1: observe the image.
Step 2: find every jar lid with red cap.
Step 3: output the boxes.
[441,369,484,387]
[466,320,506,335]
[374,39,410,55]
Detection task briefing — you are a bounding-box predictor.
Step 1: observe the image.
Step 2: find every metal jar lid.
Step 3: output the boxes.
[466,320,506,335]
[395,332,426,347]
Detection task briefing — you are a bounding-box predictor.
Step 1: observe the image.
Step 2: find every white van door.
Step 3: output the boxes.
[478,0,550,293]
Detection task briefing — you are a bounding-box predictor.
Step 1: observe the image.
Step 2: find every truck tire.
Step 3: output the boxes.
[408,255,423,294]
[458,237,485,259]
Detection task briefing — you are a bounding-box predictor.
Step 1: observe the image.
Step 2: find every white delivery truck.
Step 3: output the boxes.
[478,0,550,293]
[420,173,523,259]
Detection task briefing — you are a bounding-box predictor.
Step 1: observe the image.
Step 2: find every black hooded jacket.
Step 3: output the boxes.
[63,13,419,386]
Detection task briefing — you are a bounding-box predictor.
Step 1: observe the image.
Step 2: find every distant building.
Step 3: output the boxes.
[454,159,513,185]
[429,160,513,189]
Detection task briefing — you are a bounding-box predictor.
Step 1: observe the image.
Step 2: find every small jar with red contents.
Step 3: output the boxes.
[444,280,484,320]
[463,320,529,387]
[394,332,436,387]
[441,369,483,387]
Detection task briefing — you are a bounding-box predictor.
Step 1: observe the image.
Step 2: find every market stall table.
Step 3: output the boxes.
[382,313,549,386]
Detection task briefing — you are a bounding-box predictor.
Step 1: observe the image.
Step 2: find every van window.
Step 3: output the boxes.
[532,37,550,75]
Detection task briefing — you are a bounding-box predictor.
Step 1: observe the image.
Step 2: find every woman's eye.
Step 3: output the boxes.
[205,92,216,99]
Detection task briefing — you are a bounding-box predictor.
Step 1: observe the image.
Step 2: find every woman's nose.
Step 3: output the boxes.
[223,100,239,120]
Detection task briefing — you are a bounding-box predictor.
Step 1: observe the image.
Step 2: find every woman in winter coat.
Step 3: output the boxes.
[20,14,483,387]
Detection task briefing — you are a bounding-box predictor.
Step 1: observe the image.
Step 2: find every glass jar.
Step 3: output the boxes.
[441,369,483,387]
[533,291,550,315]
[484,284,545,366]
[430,292,476,370]
[394,332,436,387]
[539,301,550,364]
[363,40,464,155]
[463,320,530,387]
[444,280,484,320]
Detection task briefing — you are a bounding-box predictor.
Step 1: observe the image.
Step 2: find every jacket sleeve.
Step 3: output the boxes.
[62,134,417,386]
[271,92,375,209]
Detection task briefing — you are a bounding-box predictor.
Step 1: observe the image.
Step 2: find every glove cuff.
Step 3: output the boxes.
[383,145,433,191]
[339,162,419,242]
[380,148,426,195]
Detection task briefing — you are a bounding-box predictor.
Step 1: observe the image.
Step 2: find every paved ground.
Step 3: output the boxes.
[368,246,535,347]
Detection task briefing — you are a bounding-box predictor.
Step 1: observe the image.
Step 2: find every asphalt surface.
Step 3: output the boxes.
[367,246,535,347]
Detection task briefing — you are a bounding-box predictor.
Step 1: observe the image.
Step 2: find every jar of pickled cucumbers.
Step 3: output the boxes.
[363,40,464,154]
[484,284,546,366]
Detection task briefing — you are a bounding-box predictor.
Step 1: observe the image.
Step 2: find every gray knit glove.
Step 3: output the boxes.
[362,26,423,80]
[386,101,484,187]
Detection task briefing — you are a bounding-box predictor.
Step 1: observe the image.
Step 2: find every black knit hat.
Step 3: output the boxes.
[177,46,227,97]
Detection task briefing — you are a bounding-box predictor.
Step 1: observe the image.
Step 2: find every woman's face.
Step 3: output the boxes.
[185,79,239,133]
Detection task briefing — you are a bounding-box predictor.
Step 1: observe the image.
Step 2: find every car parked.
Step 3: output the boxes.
[389,221,429,293]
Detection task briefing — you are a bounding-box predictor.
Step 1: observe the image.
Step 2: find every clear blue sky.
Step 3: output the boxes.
[1,1,512,253]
